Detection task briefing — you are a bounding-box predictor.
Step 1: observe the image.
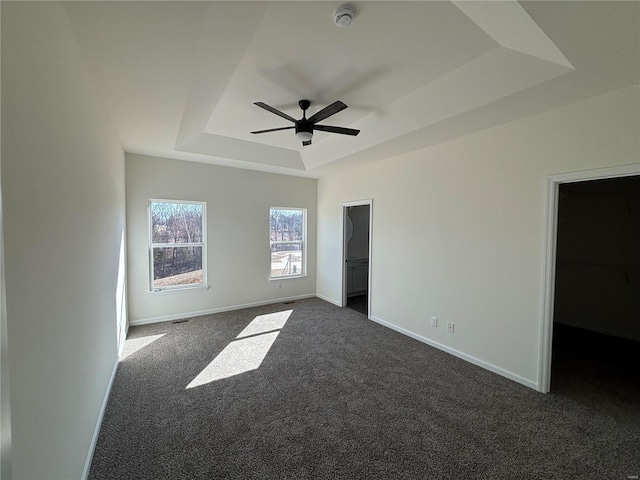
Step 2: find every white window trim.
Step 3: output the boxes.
[148,199,207,294]
[269,207,307,280]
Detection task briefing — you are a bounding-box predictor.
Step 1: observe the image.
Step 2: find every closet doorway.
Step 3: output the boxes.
[540,165,640,394]
[342,200,372,317]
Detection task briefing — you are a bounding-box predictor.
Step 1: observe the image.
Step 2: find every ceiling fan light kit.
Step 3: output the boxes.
[296,130,313,142]
[251,99,360,147]
[295,130,313,142]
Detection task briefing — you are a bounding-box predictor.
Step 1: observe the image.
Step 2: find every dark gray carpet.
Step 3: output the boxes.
[551,322,640,433]
[89,298,640,479]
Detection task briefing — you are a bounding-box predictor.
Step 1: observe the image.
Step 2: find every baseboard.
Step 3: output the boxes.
[82,357,119,480]
[369,315,539,391]
[315,293,342,307]
[129,294,317,326]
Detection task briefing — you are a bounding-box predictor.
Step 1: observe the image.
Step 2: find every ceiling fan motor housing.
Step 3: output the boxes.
[295,119,313,140]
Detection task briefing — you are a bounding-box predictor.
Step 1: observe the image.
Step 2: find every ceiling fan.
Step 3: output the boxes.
[251,99,360,146]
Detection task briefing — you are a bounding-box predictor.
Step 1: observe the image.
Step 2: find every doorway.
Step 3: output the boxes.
[342,200,372,317]
[540,165,640,394]
[549,172,640,430]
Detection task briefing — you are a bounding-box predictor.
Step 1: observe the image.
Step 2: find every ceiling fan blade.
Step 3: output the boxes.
[307,101,347,123]
[302,140,312,146]
[254,102,297,123]
[314,124,360,136]
[250,126,295,134]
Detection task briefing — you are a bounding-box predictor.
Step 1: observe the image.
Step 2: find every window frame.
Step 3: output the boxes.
[269,207,307,280]
[148,199,207,294]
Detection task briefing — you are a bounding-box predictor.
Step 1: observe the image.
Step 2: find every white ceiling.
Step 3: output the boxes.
[64,1,639,178]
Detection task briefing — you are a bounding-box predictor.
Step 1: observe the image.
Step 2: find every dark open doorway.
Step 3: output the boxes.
[343,202,371,316]
[551,174,639,429]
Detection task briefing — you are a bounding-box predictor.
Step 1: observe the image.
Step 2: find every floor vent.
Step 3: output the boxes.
[172,319,189,324]
[283,301,296,305]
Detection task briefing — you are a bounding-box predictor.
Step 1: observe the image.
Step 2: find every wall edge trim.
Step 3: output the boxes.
[82,358,119,480]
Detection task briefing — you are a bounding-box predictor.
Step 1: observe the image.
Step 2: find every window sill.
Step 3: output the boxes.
[149,284,210,296]
[269,274,307,282]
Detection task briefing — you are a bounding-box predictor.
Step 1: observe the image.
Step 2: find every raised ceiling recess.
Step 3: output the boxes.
[63,1,639,177]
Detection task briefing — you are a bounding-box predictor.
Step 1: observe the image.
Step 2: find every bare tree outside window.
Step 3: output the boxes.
[150,200,206,290]
[270,208,305,278]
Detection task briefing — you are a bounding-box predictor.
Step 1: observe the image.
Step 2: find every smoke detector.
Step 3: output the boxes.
[334,4,355,27]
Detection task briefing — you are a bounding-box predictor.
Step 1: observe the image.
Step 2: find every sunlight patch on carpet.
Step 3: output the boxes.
[236,309,292,338]
[120,334,166,361]
[186,310,292,388]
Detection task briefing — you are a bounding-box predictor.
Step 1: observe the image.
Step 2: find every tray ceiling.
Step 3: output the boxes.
[63,1,639,177]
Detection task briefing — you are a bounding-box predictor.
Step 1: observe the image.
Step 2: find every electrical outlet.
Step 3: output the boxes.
[447,322,455,333]
[431,316,438,327]
[277,283,282,290]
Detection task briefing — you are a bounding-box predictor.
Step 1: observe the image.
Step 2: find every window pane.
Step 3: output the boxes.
[271,243,302,277]
[153,246,203,287]
[270,209,303,242]
[151,202,203,244]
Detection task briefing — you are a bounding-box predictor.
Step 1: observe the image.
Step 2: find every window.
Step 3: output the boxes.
[149,200,206,292]
[270,207,305,278]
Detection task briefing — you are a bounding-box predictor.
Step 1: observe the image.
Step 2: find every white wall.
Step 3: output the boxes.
[1,3,126,479]
[126,154,317,323]
[317,85,640,389]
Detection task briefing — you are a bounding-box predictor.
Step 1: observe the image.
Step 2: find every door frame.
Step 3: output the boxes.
[538,164,640,393]
[0,158,12,479]
[342,199,373,316]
